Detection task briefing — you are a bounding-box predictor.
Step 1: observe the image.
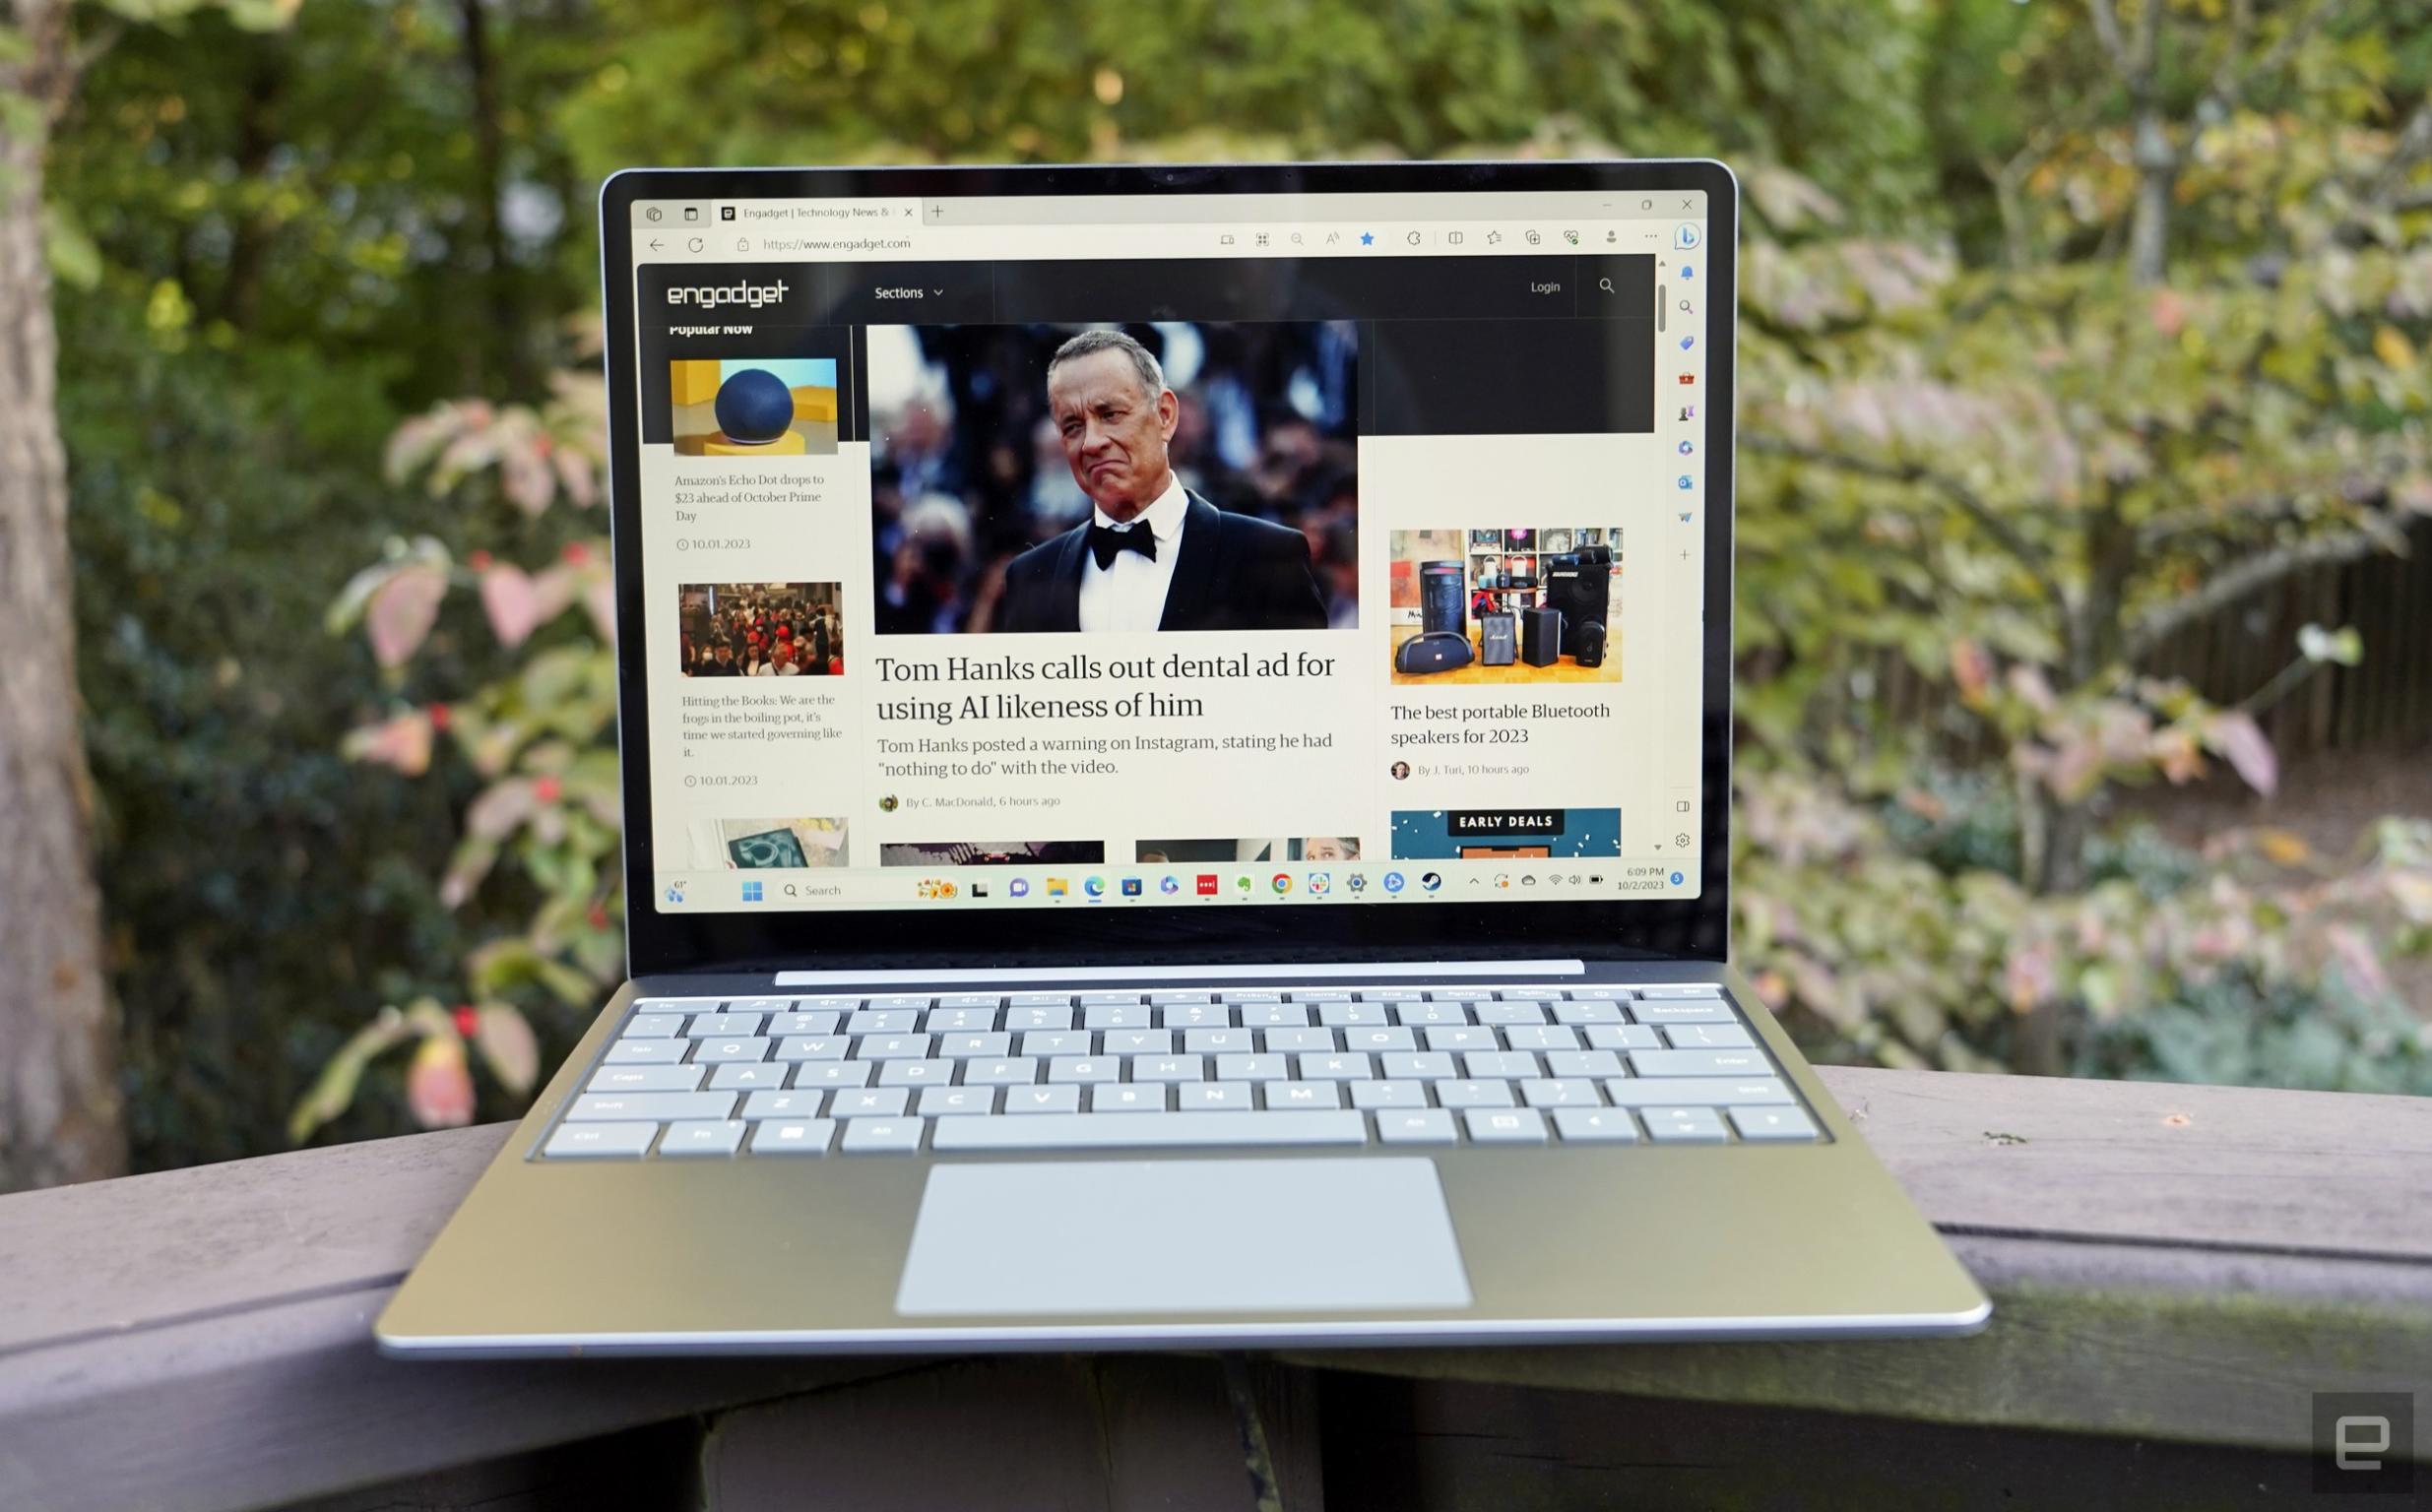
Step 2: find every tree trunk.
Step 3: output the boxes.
[2126,109,2175,287]
[0,0,126,1189]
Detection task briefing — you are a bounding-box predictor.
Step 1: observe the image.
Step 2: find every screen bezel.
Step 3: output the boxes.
[600,158,1737,975]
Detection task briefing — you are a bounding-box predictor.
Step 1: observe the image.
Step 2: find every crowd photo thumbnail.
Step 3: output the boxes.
[867,321,1360,635]
[677,582,843,677]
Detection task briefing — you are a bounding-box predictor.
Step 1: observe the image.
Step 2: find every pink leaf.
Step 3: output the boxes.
[2209,711,2279,797]
[585,577,618,647]
[406,1036,476,1128]
[473,1004,541,1095]
[341,710,434,776]
[465,778,541,841]
[479,564,544,648]
[365,563,448,668]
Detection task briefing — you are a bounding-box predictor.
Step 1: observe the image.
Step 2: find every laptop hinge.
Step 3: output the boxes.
[770,959,1588,987]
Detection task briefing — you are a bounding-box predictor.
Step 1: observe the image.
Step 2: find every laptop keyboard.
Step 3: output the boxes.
[536,985,1824,1160]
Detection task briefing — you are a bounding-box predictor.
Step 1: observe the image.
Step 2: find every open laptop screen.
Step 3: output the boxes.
[615,176,1716,923]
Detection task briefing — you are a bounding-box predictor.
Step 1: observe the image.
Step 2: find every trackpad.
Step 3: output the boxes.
[896,1159,1472,1316]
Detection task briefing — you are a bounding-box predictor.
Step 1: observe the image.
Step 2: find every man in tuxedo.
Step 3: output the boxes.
[994,330,1328,633]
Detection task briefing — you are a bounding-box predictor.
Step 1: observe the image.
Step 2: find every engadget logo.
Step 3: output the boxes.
[667,280,790,310]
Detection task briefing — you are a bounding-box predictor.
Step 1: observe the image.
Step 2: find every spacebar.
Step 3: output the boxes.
[930,1111,1368,1151]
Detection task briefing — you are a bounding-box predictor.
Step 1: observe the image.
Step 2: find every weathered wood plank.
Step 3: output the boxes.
[0,1068,2423,1512]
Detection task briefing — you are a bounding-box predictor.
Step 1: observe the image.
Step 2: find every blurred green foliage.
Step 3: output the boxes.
[32,0,2432,1160]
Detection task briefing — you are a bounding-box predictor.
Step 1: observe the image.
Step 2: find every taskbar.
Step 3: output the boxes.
[653,855,1703,912]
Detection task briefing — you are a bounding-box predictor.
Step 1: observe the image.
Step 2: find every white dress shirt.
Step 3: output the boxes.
[1076,475,1188,633]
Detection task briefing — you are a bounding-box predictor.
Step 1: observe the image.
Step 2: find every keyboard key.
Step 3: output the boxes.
[707,1063,788,1092]
[1604,1077,1796,1107]
[1131,1055,1205,1083]
[1002,1085,1083,1114]
[1079,991,1144,1006]
[1474,1002,1548,1027]
[847,1009,919,1036]
[1216,1054,1287,1082]
[773,1036,847,1062]
[1183,1028,1254,1054]
[589,1065,704,1094]
[1376,1108,1457,1145]
[1149,990,1214,1006]
[1349,1080,1428,1110]
[1316,1003,1389,1028]
[867,994,933,1012]
[619,1013,684,1039]
[1551,1001,1627,1026]
[925,1008,996,1035]
[1263,1082,1345,1109]
[1396,1003,1470,1027]
[794,1061,876,1090]
[692,1039,771,1064]
[742,1090,823,1119]
[1730,1105,1822,1142]
[1639,984,1725,999]
[1240,1005,1311,1028]
[1435,1080,1515,1109]
[1008,992,1075,1008]
[1423,1026,1496,1052]
[1552,1108,1640,1143]
[542,1122,657,1159]
[937,1032,1010,1058]
[1380,1051,1457,1080]
[829,1088,910,1118]
[876,1059,953,1087]
[569,1092,735,1121]
[1019,1031,1089,1057]
[1664,1024,1755,1049]
[1160,1004,1232,1029]
[1545,1050,1625,1078]
[1343,1027,1418,1053]
[768,1011,843,1038]
[658,1119,746,1158]
[1584,1025,1663,1052]
[860,1035,933,1060]
[1046,1056,1119,1084]
[1297,1053,1374,1081]
[1355,988,1426,1002]
[1091,1084,1169,1112]
[1461,1050,1538,1080]
[1503,1026,1581,1052]
[1176,1082,1250,1110]
[1102,1030,1173,1056]
[919,1087,995,1117]
[1263,1027,1334,1053]
[687,1012,762,1038]
[1466,1108,1548,1145]
[1564,986,1635,1001]
[1628,1049,1772,1079]
[930,1110,1367,1152]
[1218,990,1283,1004]
[937,993,1004,1011]
[748,1119,835,1156]
[1289,989,1352,1002]
[1520,1079,1599,1107]
[632,997,724,1016]
[1643,1107,1731,1143]
[603,1039,687,1065]
[1005,1006,1075,1032]
[1082,1005,1153,1031]
[1632,1001,1737,1026]
[964,1057,1040,1087]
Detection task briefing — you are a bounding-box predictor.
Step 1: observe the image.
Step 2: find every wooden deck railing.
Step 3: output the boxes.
[0,1067,2426,1511]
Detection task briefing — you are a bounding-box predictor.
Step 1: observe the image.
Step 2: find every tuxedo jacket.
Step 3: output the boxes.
[995,491,1328,634]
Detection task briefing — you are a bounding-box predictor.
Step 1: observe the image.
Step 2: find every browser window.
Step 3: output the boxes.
[624,189,1712,913]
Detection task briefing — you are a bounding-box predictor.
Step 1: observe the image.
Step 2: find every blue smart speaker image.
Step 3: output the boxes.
[714,367,797,445]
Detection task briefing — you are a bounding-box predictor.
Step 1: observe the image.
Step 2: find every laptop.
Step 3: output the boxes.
[377,159,1989,1354]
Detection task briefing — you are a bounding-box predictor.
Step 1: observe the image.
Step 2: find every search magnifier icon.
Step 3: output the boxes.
[1679,298,1695,312]
[1598,277,1616,294]
[785,883,800,898]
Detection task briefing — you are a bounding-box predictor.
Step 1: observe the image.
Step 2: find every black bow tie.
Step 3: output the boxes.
[1088,520,1158,570]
